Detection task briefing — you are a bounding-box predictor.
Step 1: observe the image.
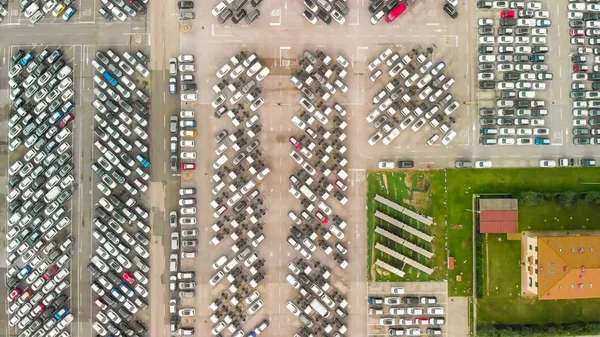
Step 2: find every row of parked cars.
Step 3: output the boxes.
[98,0,149,22]
[368,291,444,336]
[211,0,262,24]
[207,50,272,336]
[302,0,349,25]
[21,0,77,24]
[567,0,600,144]
[168,187,198,335]
[89,48,152,337]
[476,2,554,145]
[6,47,76,337]
[364,47,460,147]
[287,50,351,337]
[287,258,349,337]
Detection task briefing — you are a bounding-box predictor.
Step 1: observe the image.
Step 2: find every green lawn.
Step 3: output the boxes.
[478,233,600,325]
[483,234,521,298]
[520,199,600,231]
[367,167,600,301]
[446,167,600,297]
[366,171,447,282]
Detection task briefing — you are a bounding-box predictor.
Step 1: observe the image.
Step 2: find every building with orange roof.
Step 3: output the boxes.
[524,234,600,300]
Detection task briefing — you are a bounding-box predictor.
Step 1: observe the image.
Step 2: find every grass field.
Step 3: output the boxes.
[478,234,600,325]
[366,170,446,282]
[367,167,600,300]
[446,167,600,297]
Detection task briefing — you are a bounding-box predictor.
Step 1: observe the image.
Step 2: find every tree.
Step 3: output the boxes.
[557,191,577,208]
[585,191,600,204]
[518,191,546,205]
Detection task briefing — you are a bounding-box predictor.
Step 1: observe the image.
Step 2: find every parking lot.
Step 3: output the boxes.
[179,0,473,336]
[3,0,600,336]
[367,282,448,337]
[0,3,174,336]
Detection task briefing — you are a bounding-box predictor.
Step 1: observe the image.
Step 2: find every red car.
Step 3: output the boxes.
[59,114,74,127]
[8,288,22,302]
[315,211,329,224]
[181,163,196,170]
[43,264,59,280]
[32,303,46,317]
[288,136,303,149]
[415,317,429,325]
[18,289,33,304]
[123,271,136,285]
[570,29,585,36]
[500,10,515,18]
[574,64,589,72]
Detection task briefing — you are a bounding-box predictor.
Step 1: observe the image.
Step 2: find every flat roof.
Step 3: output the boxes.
[480,210,518,233]
[479,198,518,211]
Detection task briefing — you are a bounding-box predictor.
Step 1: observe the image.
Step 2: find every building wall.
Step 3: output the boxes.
[525,236,539,294]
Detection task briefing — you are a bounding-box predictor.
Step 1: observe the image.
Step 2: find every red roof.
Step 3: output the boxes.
[479,210,518,233]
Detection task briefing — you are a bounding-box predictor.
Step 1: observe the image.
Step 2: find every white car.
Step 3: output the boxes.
[212,1,227,16]
[475,160,492,168]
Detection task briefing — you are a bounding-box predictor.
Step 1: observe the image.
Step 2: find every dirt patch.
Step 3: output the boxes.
[275,134,287,143]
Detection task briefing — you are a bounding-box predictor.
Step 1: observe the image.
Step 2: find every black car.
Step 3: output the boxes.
[131,0,146,14]
[317,9,331,24]
[498,27,514,35]
[584,13,600,21]
[369,0,384,12]
[218,8,233,23]
[478,26,493,35]
[479,108,495,116]
[133,320,148,335]
[443,3,458,18]
[500,18,517,26]
[514,54,530,62]
[402,296,419,304]
[12,49,25,63]
[504,72,520,81]
[398,160,414,168]
[516,100,530,108]
[232,9,247,24]
[177,1,193,9]
[500,91,516,99]
[134,101,149,114]
[478,45,493,54]
[478,63,494,72]
[385,0,400,11]
[247,9,260,23]
[477,0,492,8]
[334,0,348,14]
[181,83,197,91]
[232,0,247,11]
[479,81,495,89]
[570,20,585,28]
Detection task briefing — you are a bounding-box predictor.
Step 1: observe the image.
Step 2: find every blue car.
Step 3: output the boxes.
[103,72,118,86]
[54,306,69,320]
[61,101,74,114]
[19,51,34,67]
[136,154,150,168]
[62,7,76,21]
[17,265,33,279]
[535,137,550,145]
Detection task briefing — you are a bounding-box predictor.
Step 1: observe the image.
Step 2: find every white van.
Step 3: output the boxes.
[43,186,61,203]
[300,185,317,202]
[213,155,228,170]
